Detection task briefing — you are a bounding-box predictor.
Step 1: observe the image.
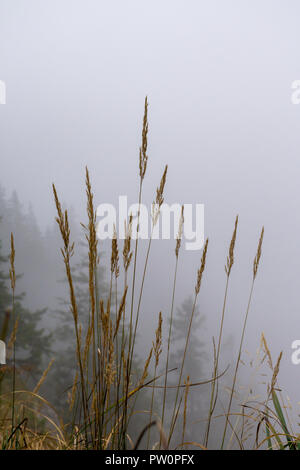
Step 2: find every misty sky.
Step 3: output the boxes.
[1,1,300,416]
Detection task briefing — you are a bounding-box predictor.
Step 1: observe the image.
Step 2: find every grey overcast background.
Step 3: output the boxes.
[1,0,300,424]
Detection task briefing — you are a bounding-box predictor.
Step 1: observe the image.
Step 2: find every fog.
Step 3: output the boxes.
[1,0,300,444]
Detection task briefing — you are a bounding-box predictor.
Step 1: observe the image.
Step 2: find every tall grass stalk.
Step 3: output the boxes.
[128,96,149,364]
[221,226,264,449]
[9,233,16,438]
[123,96,149,448]
[52,184,90,447]
[147,311,162,449]
[160,206,184,448]
[168,238,208,446]
[129,165,167,371]
[181,376,190,449]
[204,215,238,447]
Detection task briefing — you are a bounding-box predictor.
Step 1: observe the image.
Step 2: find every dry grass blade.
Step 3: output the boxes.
[153,312,163,367]
[271,351,283,392]
[139,348,153,388]
[33,359,55,394]
[9,233,16,290]
[114,286,128,339]
[147,312,163,448]
[181,376,190,448]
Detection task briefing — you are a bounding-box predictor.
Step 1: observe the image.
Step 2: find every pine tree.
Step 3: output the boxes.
[168,296,206,443]
[170,297,205,378]
[0,219,51,382]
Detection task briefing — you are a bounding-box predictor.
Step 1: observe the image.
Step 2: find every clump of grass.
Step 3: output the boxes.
[1,97,294,451]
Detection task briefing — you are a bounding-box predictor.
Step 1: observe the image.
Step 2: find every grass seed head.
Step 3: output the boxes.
[195,238,209,295]
[153,312,163,367]
[111,225,119,278]
[139,96,149,181]
[225,215,238,277]
[253,226,264,280]
[175,205,184,258]
[123,214,133,272]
